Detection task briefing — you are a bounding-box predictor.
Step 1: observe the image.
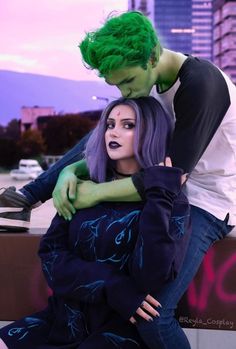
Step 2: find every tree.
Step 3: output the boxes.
[42,114,95,154]
[0,138,20,167]
[18,129,46,158]
[0,125,5,138]
[5,119,21,141]
[0,119,21,168]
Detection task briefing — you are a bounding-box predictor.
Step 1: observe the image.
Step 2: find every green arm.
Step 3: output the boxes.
[73,160,141,203]
[98,177,141,202]
[73,177,141,210]
[54,159,141,216]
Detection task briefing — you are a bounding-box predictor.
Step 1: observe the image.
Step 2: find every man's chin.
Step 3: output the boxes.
[131,93,149,98]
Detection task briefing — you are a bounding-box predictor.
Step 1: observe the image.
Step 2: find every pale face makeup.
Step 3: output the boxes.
[105,104,140,175]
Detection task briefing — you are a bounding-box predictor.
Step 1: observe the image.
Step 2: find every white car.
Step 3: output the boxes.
[10,159,44,180]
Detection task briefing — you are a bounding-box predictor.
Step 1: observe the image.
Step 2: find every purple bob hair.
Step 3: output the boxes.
[85,96,174,183]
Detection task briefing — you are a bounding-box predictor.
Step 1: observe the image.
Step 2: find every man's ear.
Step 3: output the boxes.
[149,47,159,68]
[150,58,157,68]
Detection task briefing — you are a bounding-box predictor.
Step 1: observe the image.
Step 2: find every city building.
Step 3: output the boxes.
[128,0,213,61]
[129,0,193,54]
[128,0,155,22]
[153,0,193,54]
[192,0,213,61]
[213,0,236,84]
[20,106,55,133]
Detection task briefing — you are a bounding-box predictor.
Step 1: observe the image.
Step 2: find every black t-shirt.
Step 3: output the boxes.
[133,56,231,198]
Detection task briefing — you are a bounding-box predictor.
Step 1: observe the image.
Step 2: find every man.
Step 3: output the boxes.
[0,11,235,348]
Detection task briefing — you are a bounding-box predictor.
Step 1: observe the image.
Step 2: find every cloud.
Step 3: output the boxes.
[0,1,127,80]
[0,54,38,67]
[20,37,77,53]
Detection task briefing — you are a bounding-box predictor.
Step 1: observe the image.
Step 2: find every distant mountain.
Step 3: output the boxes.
[0,70,120,125]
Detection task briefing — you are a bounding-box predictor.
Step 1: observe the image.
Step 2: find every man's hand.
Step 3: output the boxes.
[73,179,100,210]
[52,170,77,220]
[129,295,161,324]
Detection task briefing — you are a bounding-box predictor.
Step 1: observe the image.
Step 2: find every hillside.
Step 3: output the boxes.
[0,70,120,125]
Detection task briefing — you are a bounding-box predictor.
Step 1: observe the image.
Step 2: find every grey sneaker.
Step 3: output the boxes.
[0,187,31,231]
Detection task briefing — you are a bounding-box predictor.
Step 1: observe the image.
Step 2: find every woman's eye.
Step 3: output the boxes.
[124,123,135,129]
[106,123,114,129]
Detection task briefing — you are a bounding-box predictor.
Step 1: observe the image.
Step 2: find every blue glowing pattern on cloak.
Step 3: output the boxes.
[170,214,189,239]
[75,215,107,257]
[74,280,105,301]
[97,252,130,270]
[41,241,59,281]
[75,210,140,269]
[8,317,45,341]
[97,210,140,269]
[64,304,88,339]
[107,210,140,245]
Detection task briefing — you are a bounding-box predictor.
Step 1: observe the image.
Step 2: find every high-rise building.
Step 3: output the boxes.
[128,0,154,22]
[213,0,236,83]
[128,1,213,61]
[192,0,213,61]
[153,0,193,53]
[128,0,193,53]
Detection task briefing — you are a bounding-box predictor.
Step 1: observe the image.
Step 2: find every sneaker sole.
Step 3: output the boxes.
[0,217,30,230]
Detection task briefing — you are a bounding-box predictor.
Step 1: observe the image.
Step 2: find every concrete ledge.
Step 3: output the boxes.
[0,229,50,321]
[0,229,236,331]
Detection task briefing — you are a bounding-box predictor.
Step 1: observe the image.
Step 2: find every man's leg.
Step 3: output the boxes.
[21,133,90,204]
[0,133,90,230]
[136,205,233,349]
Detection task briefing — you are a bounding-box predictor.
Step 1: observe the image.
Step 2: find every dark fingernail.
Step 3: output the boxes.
[148,318,153,322]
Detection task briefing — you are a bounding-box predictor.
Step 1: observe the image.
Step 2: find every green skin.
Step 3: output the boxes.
[52,48,187,220]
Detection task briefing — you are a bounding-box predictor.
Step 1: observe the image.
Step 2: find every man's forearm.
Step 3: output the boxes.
[96,177,141,203]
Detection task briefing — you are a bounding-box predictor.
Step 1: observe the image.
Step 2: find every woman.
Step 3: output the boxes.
[0,97,191,349]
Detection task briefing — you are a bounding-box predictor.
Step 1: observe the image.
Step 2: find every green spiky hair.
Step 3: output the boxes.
[79,11,159,77]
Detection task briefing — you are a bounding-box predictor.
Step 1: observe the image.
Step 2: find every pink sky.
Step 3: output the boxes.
[0,0,127,81]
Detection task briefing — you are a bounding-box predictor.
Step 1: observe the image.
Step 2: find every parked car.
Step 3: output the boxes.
[10,159,44,180]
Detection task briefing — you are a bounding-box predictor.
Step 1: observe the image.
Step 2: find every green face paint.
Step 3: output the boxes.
[105,64,157,98]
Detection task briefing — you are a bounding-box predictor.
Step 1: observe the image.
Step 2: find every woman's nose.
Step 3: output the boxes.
[110,126,120,137]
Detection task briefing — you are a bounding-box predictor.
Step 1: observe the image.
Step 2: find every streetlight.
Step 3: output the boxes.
[92,95,109,103]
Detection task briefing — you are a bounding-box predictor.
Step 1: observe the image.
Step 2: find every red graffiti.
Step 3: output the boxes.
[216,254,236,302]
[187,249,236,311]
